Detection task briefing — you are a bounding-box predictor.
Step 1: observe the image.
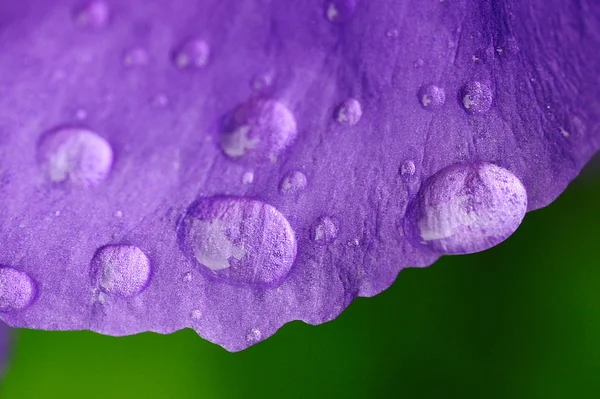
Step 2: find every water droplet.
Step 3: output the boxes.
[91,245,152,297]
[179,197,297,288]
[122,47,149,67]
[325,0,357,23]
[279,170,307,195]
[413,59,424,68]
[75,109,88,120]
[405,162,527,254]
[182,272,192,282]
[251,73,274,91]
[246,328,262,343]
[220,99,297,164]
[311,216,339,245]
[74,0,109,29]
[335,98,362,126]
[190,309,201,320]
[400,160,416,176]
[460,81,493,114]
[242,171,254,184]
[172,38,210,69]
[386,29,399,38]
[151,94,169,108]
[38,127,113,187]
[417,84,445,110]
[114,210,123,218]
[0,267,36,312]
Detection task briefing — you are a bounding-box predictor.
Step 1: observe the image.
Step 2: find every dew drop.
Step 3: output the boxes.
[220,99,297,164]
[182,272,193,282]
[325,0,357,23]
[74,0,109,29]
[151,94,169,108]
[91,245,152,298]
[38,127,113,187]
[405,162,527,254]
[242,171,254,184]
[460,81,493,114]
[400,160,416,176]
[335,98,362,126]
[0,267,36,312]
[311,216,339,245]
[279,170,307,195]
[246,328,262,343]
[190,309,201,320]
[179,197,297,288]
[122,47,149,67]
[417,84,445,110]
[172,37,210,69]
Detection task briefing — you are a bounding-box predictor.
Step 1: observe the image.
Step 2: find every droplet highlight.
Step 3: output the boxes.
[220,99,297,164]
[400,160,416,176]
[279,171,308,195]
[311,216,339,245]
[179,197,297,288]
[38,127,113,187]
[460,81,493,114]
[0,267,36,312]
[417,84,445,110]
[325,0,357,23]
[91,245,152,298]
[405,162,527,254]
[172,38,210,69]
[335,98,362,126]
[74,0,109,29]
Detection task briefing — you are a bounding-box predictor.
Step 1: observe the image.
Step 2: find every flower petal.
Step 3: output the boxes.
[0,0,598,350]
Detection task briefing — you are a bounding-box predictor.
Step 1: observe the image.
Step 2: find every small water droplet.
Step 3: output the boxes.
[560,127,570,138]
[335,98,362,126]
[417,85,445,110]
[242,171,254,184]
[311,216,339,245]
[405,162,527,254]
[122,47,149,67]
[0,267,36,312]
[151,94,169,108]
[190,309,201,320]
[114,210,123,218]
[460,81,493,114]
[172,38,210,69]
[182,272,192,282]
[179,197,297,288]
[38,127,113,187]
[279,170,307,195]
[74,0,109,29]
[251,73,274,91]
[54,210,61,217]
[325,0,357,23]
[75,109,88,120]
[246,328,262,343]
[386,29,399,38]
[413,59,424,68]
[220,99,297,164]
[400,160,416,176]
[91,245,152,297]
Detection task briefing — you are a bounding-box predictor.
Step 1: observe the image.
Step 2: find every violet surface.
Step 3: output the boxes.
[0,0,598,351]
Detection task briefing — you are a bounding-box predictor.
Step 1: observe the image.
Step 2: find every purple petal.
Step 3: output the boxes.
[0,0,598,351]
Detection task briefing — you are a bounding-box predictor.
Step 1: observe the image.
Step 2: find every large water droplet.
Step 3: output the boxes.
[460,81,493,114]
[172,37,210,69]
[400,160,416,176]
[335,98,362,126]
[417,84,445,110]
[0,267,36,312]
[179,197,297,288]
[405,162,527,254]
[91,245,152,297]
[325,0,357,23]
[311,216,339,245]
[38,127,113,187]
[220,99,297,164]
[279,171,308,195]
[74,0,109,29]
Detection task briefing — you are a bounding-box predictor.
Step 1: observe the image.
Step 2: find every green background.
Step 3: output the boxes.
[1,167,599,399]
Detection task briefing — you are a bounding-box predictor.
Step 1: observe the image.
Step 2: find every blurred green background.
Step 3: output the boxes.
[1,168,599,399]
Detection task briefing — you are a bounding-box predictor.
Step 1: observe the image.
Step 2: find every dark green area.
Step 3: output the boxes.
[1,171,599,399]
